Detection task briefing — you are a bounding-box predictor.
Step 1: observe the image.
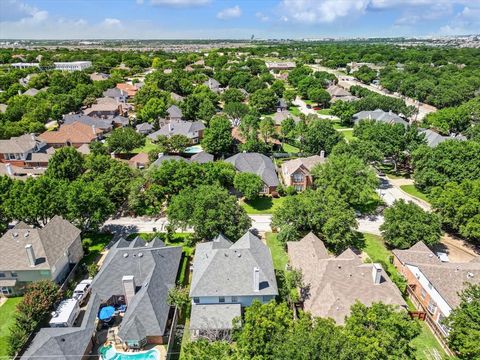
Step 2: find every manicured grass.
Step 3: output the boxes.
[317,108,332,115]
[128,232,194,256]
[332,122,353,130]
[240,196,286,214]
[81,233,113,267]
[362,233,397,276]
[288,106,301,117]
[131,137,157,154]
[0,297,23,357]
[340,129,355,142]
[412,322,448,360]
[282,142,300,153]
[266,233,288,271]
[400,185,430,203]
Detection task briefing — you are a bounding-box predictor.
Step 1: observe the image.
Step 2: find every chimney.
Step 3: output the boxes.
[5,163,13,177]
[92,124,96,135]
[158,152,164,158]
[31,134,36,142]
[25,244,36,267]
[168,123,172,133]
[253,267,260,292]
[122,275,136,305]
[320,150,325,159]
[372,263,382,285]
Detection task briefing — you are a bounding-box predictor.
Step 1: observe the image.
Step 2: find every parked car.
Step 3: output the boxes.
[72,279,93,304]
[49,299,80,327]
[313,106,321,111]
[306,104,312,109]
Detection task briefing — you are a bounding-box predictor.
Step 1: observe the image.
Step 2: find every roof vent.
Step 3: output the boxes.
[123,253,129,258]
[138,252,143,258]
[467,272,474,278]
[13,232,18,238]
[24,231,29,238]
[237,253,241,257]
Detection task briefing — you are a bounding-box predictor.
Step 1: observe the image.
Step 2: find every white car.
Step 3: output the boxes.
[72,279,92,304]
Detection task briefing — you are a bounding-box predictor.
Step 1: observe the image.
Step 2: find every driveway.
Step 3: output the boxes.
[292,97,339,120]
[377,176,430,211]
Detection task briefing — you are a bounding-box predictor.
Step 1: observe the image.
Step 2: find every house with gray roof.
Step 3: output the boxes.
[0,133,48,167]
[288,233,406,324]
[272,109,300,126]
[393,242,480,337]
[419,129,466,148]
[225,153,280,194]
[21,294,101,360]
[204,78,221,93]
[276,98,288,111]
[63,114,114,132]
[352,109,408,127]
[281,154,325,191]
[148,120,205,144]
[90,237,182,348]
[103,87,128,103]
[136,122,154,135]
[0,216,83,296]
[190,151,214,164]
[189,232,278,340]
[166,105,183,121]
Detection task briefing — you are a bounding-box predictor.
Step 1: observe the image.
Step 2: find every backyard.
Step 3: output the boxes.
[265,232,288,271]
[240,196,286,214]
[81,233,113,268]
[131,137,157,154]
[282,142,300,153]
[0,297,22,357]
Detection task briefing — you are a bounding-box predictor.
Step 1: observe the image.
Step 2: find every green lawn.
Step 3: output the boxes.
[412,322,449,360]
[266,233,288,271]
[132,137,157,154]
[81,233,113,267]
[317,108,332,115]
[282,142,300,153]
[362,233,397,277]
[0,297,23,357]
[400,185,430,203]
[240,196,286,214]
[340,129,355,142]
[288,106,301,117]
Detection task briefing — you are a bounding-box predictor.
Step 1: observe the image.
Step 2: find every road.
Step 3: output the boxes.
[293,96,339,119]
[308,64,437,121]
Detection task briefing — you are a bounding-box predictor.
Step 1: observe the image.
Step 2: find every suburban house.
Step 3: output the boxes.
[393,242,480,338]
[288,233,406,324]
[128,152,150,169]
[273,109,300,126]
[90,72,110,81]
[280,153,326,191]
[170,92,184,102]
[204,78,221,93]
[0,134,48,167]
[0,216,83,296]
[63,114,114,132]
[190,151,214,164]
[150,151,213,168]
[83,97,125,118]
[225,153,280,194]
[135,122,154,135]
[352,109,408,127]
[103,88,128,103]
[265,61,296,71]
[21,294,101,360]
[189,232,278,340]
[419,129,466,148]
[166,105,183,121]
[90,236,182,349]
[54,61,92,71]
[326,85,358,102]
[116,82,141,98]
[0,162,47,179]
[38,121,103,148]
[276,98,288,111]
[148,120,205,144]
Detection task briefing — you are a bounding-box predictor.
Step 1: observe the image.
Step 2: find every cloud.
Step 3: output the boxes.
[102,18,122,27]
[439,4,480,35]
[256,12,270,22]
[217,5,242,20]
[149,0,210,6]
[279,0,369,24]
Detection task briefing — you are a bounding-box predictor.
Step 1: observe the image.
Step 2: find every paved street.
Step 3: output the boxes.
[308,64,437,121]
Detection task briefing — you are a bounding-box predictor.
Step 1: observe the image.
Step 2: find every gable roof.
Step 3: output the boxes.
[225,153,279,187]
[281,155,325,176]
[420,129,466,148]
[83,97,121,116]
[147,120,205,140]
[0,133,42,154]
[167,105,183,119]
[190,151,214,164]
[0,216,81,271]
[91,238,182,340]
[63,114,113,131]
[288,233,406,324]
[190,231,278,298]
[353,109,408,127]
[22,294,101,360]
[393,241,480,308]
[38,121,102,145]
[272,110,300,125]
[103,87,128,99]
[326,85,351,97]
[136,122,153,132]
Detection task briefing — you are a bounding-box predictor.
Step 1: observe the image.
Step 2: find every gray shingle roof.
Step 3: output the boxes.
[136,122,153,132]
[353,109,408,127]
[288,233,406,324]
[225,153,280,187]
[147,120,205,140]
[103,87,128,98]
[0,216,81,271]
[167,105,183,119]
[190,151,214,164]
[190,304,241,331]
[22,294,101,360]
[420,129,466,148]
[91,238,182,340]
[0,133,42,154]
[63,114,113,131]
[272,110,300,125]
[190,231,278,298]
[150,154,186,167]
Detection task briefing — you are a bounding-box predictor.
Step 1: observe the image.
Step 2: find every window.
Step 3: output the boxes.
[262,296,271,302]
[231,296,238,303]
[294,185,304,192]
[1,287,12,295]
[293,173,304,183]
[437,314,450,336]
[0,273,5,278]
[427,299,437,315]
[428,282,433,289]
[10,272,18,278]
[193,297,200,304]
[421,288,427,299]
[219,296,225,303]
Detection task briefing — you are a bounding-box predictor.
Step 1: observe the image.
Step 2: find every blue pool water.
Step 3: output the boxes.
[100,345,160,360]
[183,145,203,154]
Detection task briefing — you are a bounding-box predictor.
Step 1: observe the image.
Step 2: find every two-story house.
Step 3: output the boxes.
[189,231,278,340]
[393,242,480,340]
[148,119,205,144]
[0,134,47,167]
[0,216,83,296]
[280,153,326,191]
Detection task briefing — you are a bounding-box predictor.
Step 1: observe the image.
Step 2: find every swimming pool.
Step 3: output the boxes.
[100,345,160,360]
[183,145,203,154]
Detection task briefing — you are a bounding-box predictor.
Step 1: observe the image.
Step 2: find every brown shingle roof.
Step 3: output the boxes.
[38,122,102,145]
[288,233,406,324]
[281,155,325,177]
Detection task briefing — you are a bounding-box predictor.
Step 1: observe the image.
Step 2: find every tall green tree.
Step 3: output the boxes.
[302,119,343,156]
[45,146,84,181]
[107,127,145,153]
[201,115,233,156]
[234,172,264,201]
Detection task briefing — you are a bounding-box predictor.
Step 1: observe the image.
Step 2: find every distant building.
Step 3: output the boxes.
[83,97,124,118]
[352,109,408,127]
[203,78,221,93]
[281,154,326,191]
[103,88,128,103]
[265,61,296,71]
[0,216,83,296]
[136,122,154,135]
[288,233,406,324]
[272,110,300,126]
[326,85,358,102]
[54,61,92,71]
[420,129,466,148]
[89,72,110,81]
[166,105,183,121]
[225,153,280,194]
[38,121,103,148]
[11,62,40,69]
